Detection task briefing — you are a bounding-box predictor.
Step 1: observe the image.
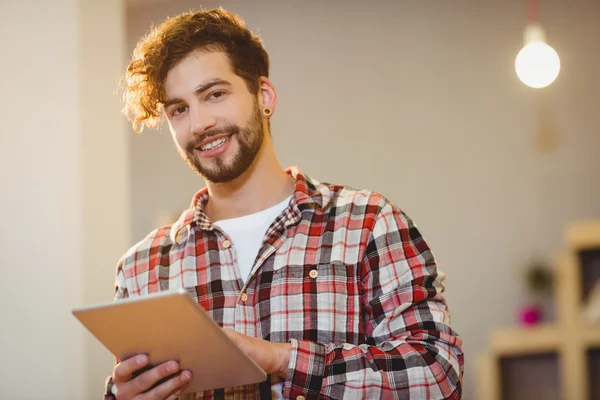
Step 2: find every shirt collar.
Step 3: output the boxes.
[169,166,332,244]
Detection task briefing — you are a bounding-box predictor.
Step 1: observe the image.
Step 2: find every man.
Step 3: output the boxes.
[107,8,463,400]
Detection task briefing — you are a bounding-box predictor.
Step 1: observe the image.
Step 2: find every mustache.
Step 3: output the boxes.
[186,125,241,152]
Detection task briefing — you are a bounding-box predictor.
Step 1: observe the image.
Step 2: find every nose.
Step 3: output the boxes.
[189,104,216,136]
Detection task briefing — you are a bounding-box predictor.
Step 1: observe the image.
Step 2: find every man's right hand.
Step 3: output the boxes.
[112,354,192,400]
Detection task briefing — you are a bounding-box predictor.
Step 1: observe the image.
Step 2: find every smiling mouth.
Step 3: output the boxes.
[196,135,232,152]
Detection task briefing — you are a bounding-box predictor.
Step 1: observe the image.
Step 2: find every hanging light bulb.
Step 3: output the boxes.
[515,0,560,88]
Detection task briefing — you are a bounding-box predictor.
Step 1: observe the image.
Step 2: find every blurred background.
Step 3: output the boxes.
[1,0,599,399]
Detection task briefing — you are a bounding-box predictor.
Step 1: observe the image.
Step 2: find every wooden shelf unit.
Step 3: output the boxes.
[476,219,600,400]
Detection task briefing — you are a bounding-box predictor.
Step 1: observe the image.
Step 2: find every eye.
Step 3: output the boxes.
[207,91,226,101]
[172,105,188,117]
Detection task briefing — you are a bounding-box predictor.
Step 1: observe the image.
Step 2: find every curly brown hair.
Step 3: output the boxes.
[122,8,269,133]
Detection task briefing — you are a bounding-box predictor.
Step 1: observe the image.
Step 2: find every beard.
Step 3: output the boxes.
[178,102,264,184]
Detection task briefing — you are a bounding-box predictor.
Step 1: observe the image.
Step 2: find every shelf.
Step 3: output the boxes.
[579,248,600,303]
[566,219,600,250]
[489,323,600,355]
[581,323,600,347]
[588,348,600,400]
[500,352,561,400]
[490,324,561,356]
[478,218,600,400]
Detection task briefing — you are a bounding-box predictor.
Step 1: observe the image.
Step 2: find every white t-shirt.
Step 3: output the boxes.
[214,196,292,398]
[214,195,292,284]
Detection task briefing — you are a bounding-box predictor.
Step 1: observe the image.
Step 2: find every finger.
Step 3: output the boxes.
[141,370,192,400]
[113,354,149,383]
[165,382,190,400]
[131,361,181,395]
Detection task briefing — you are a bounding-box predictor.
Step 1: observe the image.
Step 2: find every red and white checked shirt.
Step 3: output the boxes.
[105,167,463,399]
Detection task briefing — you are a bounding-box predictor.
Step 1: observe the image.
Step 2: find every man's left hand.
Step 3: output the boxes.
[223,328,290,379]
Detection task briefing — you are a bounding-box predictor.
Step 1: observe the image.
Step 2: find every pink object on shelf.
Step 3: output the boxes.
[519,304,542,326]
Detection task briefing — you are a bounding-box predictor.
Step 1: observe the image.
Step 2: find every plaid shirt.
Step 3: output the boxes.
[105,167,463,399]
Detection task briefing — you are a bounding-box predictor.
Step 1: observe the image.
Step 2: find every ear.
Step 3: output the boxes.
[257,77,277,118]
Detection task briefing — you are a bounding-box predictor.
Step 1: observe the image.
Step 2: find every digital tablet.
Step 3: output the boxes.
[72,288,267,394]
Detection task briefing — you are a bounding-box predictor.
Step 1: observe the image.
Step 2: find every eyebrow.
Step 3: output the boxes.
[162,78,232,109]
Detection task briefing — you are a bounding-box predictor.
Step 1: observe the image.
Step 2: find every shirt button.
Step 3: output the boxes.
[222,239,231,249]
[240,292,248,302]
[309,269,318,279]
[296,396,306,400]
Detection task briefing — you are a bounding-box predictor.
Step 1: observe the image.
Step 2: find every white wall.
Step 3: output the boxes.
[80,0,130,398]
[126,1,600,398]
[0,2,85,398]
[0,1,129,399]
